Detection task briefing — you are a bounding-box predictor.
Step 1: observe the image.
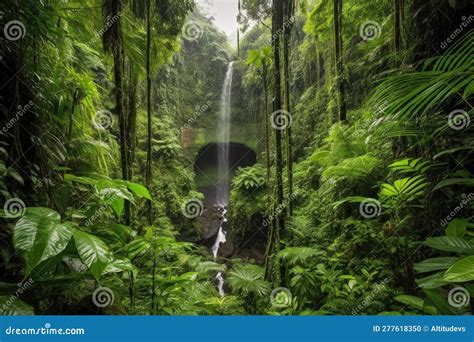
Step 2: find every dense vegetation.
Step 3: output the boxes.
[0,0,473,316]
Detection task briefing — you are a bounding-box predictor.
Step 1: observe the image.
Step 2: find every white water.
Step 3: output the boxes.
[216,61,234,207]
[212,62,234,297]
[215,263,226,297]
[211,208,227,259]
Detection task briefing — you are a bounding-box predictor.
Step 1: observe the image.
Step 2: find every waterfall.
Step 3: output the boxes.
[211,207,227,259]
[216,61,234,207]
[212,62,234,297]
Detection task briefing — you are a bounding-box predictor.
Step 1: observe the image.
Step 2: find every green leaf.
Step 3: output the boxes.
[388,158,430,174]
[394,295,424,311]
[433,178,474,191]
[380,176,427,200]
[126,182,152,200]
[416,272,449,289]
[423,236,474,254]
[126,239,150,260]
[13,208,74,274]
[109,196,124,216]
[423,288,457,315]
[444,256,474,282]
[423,305,438,314]
[377,311,402,315]
[107,223,132,243]
[7,168,24,185]
[0,297,34,315]
[196,261,226,273]
[73,230,112,281]
[446,219,468,238]
[64,173,96,185]
[414,257,459,273]
[104,258,135,274]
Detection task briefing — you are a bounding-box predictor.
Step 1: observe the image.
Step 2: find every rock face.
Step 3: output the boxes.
[198,198,234,258]
[197,182,266,263]
[196,196,266,263]
[199,201,222,241]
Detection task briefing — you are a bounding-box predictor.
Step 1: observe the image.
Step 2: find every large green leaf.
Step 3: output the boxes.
[104,258,136,274]
[388,158,430,174]
[446,219,468,238]
[73,230,112,281]
[125,182,152,200]
[416,272,449,289]
[380,176,427,200]
[443,256,474,282]
[433,178,474,191]
[13,208,74,274]
[423,289,457,315]
[109,196,125,216]
[0,296,34,315]
[423,236,474,254]
[126,239,151,260]
[414,257,459,273]
[394,295,424,311]
[371,32,473,122]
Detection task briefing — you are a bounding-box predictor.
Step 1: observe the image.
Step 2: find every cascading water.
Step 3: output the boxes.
[216,61,234,207]
[212,61,234,296]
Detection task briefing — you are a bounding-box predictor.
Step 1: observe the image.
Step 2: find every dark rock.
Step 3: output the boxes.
[199,202,222,241]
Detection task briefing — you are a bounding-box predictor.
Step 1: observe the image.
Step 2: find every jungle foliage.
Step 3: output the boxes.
[0,0,473,316]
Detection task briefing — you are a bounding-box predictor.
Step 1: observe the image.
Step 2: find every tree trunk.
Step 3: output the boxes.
[109,0,130,224]
[145,0,156,312]
[127,63,138,182]
[283,0,293,218]
[262,63,271,187]
[394,0,402,51]
[333,0,346,122]
[315,40,321,88]
[264,0,285,283]
[145,0,153,226]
